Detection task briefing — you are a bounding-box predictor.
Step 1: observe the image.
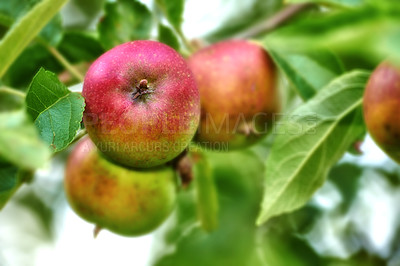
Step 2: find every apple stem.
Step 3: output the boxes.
[139,79,148,89]
[170,149,194,188]
[133,79,152,101]
[177,155,194,188]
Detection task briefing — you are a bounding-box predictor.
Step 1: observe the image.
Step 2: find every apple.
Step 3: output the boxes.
[83,40,200,168]
[64,137,177,236]
[187,40,279,150]
[363,61,400,163]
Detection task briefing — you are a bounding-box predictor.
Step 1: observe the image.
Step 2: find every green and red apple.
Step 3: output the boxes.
[83,40,200,168]
[363,61,400,163]
[64,137,177,236]
[188,40,279,150]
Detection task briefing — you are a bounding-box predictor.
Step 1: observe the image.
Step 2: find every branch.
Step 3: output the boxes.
[0,86,26,98]
[38,40,85,82]
[234,3,314,39]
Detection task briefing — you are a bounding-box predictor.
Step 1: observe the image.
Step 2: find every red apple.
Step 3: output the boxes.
[187,40,278,150]
[363,61,400,162]
[83,41,200,168]
[64,137,177,236]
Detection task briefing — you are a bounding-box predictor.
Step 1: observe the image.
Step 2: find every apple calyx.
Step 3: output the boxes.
[132,79,153,101]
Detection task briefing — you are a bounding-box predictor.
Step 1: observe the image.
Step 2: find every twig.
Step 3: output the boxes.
[176,28,196,53]
[38,40,85,82]
[153,2,196,54]
[0,86,26,98]
[69,129,87,146]
[234,3,314,39]
[0,16,84,82]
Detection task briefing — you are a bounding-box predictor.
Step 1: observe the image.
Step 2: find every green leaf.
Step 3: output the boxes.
[98,0,152,50]
[0,164,18,193]
[156,0,184,31]
[158,24,180,51]
[192,150,218,232]
[38,14,63,46]
[0,0,68,78]
[0,1,63,45]
[268,49,344,100]
[0,163,20,210]
[16,191,54,237]
[0,111,50,169]
[285,0,364,7]
[264,4,400,64]
[152,150,265,266]
[257,70,370,225]
[2,43,62,88]
[57,31,105,63]
[328,163,363,212]
[25,68,85,152]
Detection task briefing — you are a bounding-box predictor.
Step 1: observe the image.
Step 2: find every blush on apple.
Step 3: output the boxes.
[64,137,177,236]
[363,61,400,163]
[188,40,279,150]
[83,41,200,168]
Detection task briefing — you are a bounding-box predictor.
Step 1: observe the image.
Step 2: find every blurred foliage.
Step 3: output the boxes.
[0,111,50,170]
[158,24,180,51]
[0,0,63,45]
[2,43,62,89]
[286,0,365,8]
[0,0,68,78]
[152,150,266,266]
[192,149,219,232]
[0,163,20,210]
[269,49,345,100]
[328,163,363,213]
[58,31,104,63]
[205,0,283,42]
[264,1,400,65]
[98,0,152,50]
[16,191,54,239]
[0,0,400,265]
[0,90,25,111]
[155,0,185,32]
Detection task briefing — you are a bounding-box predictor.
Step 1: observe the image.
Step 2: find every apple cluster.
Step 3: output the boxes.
[65,40,279,236]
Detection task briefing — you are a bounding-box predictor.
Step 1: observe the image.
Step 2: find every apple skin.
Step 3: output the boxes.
[64,137,177,236]
[187,40,278,150]
[83,40,200,168]
[363,62,400,163]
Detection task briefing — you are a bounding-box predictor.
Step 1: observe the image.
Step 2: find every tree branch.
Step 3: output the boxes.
[234,3,314,39]
[0,86,26,98]
[38,40,85,82]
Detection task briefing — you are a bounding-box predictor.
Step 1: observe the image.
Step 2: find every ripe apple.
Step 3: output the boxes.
[187,40,279,150]
[363,61,400,163]
[64,137,177,236]
[83,40,200,168]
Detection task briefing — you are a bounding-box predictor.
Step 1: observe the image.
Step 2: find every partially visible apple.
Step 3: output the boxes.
[363,61,400,163]
[83,40,200,168]
[187,40,278,150]
[64,137,177,236]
